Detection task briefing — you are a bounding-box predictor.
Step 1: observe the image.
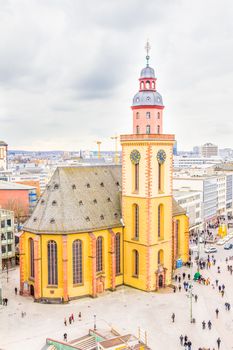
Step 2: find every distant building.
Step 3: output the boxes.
[0,209,15,270]
[0,140,7,171]
[173,189,202,233]
[173,141,178,155]
[0,181,37,222]
[201,143,218,158]
[173,156,222,169]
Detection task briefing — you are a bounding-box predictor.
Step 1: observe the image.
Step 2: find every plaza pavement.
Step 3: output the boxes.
[0,243,233,350]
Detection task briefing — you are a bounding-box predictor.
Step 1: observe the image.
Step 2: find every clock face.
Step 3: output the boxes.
[157,149,166,164]
[130,149,141,165]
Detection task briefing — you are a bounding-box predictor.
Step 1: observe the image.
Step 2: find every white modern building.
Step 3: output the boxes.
[173,156,222,169]
[0,209,15,271]
[173,176,218,223]
[173,189,202,233]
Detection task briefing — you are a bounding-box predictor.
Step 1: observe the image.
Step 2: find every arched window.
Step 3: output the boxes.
[136,112,140,119]
[176,220,181,257]
[29,238,34,279]
[140,81,144,89]
[115,233,121,274]
[158,249,164,265]
[136,125,140,134]
[158,204,164,240]
[48,240,58,285]
[146,125,151,134]
[157,112,160,119]
[152,81,155,89]
[146,112,150,119]
[157,125,160,134]
[73,240,82,284]
[146,81,150,89]
[96,237,103,272]
[133,204,139,239]
[133,250,139,277]
[134,163,139,191]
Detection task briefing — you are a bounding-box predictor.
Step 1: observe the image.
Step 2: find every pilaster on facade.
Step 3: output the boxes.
[108,229,116,291]
[88,232,97,298]
[34,235,41,300]
[62,235,68,302]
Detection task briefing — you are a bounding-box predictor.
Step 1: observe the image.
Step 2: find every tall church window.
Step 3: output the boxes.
[48,240,58,285]
[146,125,151,134]
[135,163,139,191]
[133,204,139,239]
[157,125,160,134]
[29,238,34,279]
[96,236,103,273]
[158,163,164,192]
[136,112,140,119]
[133,250,139,277]
[73,240,82,284]
[115,233,121,274]
[157,112,160,119]
[136,125,140,134]
[146,112,150,119]
[158,204,164,240]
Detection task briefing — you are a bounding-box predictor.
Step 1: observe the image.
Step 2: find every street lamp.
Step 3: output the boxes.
[94,314,96,331]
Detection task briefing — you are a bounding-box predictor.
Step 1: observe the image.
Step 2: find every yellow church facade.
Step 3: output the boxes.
[20,49,189,302]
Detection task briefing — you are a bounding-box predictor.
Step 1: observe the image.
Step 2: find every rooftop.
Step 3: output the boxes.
[0,180,36,190]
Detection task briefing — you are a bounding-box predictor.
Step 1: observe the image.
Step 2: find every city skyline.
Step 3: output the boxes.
[1,0,233,151]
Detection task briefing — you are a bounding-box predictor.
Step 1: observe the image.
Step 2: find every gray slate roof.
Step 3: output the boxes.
[24,165,185,234]
[24,166,122,234]
[132,90,163,107]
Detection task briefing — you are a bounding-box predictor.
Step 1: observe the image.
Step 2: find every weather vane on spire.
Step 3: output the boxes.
[145,40,151,67]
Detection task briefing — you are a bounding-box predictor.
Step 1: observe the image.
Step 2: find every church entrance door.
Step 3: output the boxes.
[158,274,163,288]
[30,284,34,296]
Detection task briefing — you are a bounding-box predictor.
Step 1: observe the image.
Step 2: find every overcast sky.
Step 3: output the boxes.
[1,0,233,152]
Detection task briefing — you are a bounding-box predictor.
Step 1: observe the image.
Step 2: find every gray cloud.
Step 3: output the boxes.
[1,0,233,151]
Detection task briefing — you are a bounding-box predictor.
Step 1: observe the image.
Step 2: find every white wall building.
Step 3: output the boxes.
[0,209,15,271]
[201,143,218,158]
[173,156,222,169]
[173,189,202,232]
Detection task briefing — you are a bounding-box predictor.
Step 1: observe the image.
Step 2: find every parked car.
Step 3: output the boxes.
[224,243,233,250]
[205,247,217,253]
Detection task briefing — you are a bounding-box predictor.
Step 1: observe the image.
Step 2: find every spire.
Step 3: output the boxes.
[145,40,151,67]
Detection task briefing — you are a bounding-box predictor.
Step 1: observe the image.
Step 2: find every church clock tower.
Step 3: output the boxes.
[121,42,175,291]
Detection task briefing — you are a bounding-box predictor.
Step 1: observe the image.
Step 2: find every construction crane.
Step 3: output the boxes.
[110,135,119,164]
[96,141,102,159]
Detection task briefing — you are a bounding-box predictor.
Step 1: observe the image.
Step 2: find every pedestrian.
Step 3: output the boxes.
[222,284,225,290]
[63,333,67,342]
[174,275,177,282]
[5,298,8,306]
[69,316,72,325]
[202,320,206,329]
[14,287,17,295]
[173,286,176,293]
[78,312,82,321]
[188,273,191,280]
[64,317,67,326]
[194,294,198,302]
[178,276,181,283]
[187,340,192,350]
[215,279,218,286]
[182,272,186,280]
[179,334,183,345]
[178,284,181,292]
[218,285,221,292]
[171,313,175,323]
[71,313,74,322]
[21,311,24,318]
[215,308,219,318]
[221,290,224,298]
[208,320,212,330]
[216,337,221,349]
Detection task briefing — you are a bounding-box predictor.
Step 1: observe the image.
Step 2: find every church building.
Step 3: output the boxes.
[20,46,189,302]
